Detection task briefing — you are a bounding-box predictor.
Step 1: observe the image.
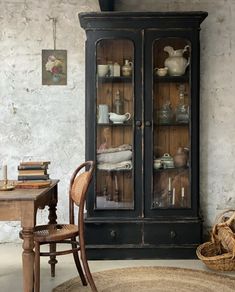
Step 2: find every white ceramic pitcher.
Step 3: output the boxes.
[164,45,190,76]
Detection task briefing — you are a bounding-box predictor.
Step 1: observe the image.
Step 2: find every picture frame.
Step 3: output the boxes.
[42,49,67,85]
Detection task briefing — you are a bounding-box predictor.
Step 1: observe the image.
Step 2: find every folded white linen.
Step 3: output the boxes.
[97,150,132,164]
[97,160,132,171]
[97,144,132,154]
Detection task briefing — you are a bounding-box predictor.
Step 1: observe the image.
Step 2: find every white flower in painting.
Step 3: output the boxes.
[45,60,54,72]
[45,55,63,74]
[48,55,56,62]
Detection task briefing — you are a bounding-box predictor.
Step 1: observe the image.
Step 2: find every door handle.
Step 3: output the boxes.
[145,121,152,127]
[170,230,177,239]
[135,120,142,127]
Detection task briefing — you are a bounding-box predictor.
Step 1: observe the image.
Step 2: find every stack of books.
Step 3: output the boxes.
[18,161,50,181]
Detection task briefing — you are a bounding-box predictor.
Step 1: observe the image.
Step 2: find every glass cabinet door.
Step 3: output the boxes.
[152,37,191,209]
[95,39,134,210]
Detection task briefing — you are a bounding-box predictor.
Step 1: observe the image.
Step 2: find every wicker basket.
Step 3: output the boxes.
[196,241,235,271]
[211,210,235,258]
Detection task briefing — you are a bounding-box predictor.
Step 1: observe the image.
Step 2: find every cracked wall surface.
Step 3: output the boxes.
[0,0,99,242]
[0,0,235,241]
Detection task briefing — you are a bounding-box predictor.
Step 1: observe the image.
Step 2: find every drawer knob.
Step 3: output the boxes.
[135,120,142,127]
[170,230,176,239]
[110,230,116,238]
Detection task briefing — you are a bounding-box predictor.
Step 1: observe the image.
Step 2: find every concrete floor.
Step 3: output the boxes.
[1,243,234,292]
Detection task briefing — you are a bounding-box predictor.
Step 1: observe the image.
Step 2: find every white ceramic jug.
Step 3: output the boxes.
[121,60,133,77]
[98,104,109,124]
[164,45,190,76]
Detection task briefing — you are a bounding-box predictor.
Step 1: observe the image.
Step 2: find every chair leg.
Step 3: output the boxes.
[48,242,57,277]
[80,239,97,292]
[34,242,40,292]
[72,241,87,286]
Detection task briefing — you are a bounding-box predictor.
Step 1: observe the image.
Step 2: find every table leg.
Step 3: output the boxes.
[48,187,58,276]
[22,227,35,292]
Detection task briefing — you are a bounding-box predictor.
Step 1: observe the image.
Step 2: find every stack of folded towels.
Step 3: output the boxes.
[97,144,132,171]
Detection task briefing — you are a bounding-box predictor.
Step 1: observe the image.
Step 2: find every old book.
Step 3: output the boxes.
[18,165,48,170]
[18,174,49,181]
[20,161,50,166]
[18,170,47,176]
[16,180,51,189]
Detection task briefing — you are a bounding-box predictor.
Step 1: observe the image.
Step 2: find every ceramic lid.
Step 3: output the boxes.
[161,153,173,162]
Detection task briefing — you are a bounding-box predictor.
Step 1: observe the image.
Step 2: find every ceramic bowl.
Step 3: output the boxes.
[155,67,168,77]
[97,65,109,77]
[154,159,162,169]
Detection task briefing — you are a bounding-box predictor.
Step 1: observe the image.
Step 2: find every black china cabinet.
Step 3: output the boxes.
[79,12,208,259]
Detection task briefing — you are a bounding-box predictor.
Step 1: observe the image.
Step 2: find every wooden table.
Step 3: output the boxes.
[0,180,59,292]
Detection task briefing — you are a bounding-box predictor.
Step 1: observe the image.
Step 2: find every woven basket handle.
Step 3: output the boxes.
[214,209,235,225]
[211,209,235,244]
[225,211,235,227]
[211,224,219,244]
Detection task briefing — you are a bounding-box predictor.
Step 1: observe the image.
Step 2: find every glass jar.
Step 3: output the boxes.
[158,101,174,124]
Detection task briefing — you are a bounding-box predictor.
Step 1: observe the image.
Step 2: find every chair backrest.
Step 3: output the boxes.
[69,161,95,225]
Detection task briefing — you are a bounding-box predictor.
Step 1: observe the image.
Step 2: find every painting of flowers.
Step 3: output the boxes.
[42,50,67,85]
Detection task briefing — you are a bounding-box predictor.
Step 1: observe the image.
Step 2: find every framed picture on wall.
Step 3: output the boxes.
[42,50,67,85]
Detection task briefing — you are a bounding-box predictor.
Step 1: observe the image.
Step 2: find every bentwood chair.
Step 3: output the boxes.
[33,161,97,292]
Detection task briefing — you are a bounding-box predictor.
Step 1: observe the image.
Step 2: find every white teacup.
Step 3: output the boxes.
[97,65,109,77]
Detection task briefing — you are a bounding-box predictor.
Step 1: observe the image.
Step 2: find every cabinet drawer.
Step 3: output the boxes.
[144,222,202,245]
[85,222,142,245]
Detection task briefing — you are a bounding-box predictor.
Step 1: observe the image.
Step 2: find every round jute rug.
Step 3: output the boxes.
[53,266,235,292]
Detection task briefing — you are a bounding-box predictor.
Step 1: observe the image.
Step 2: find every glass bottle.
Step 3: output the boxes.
[175,84,189,123]
[114,89,123,114]
[107,60,113,76]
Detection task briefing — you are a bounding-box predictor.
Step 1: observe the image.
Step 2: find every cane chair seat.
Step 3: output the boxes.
[34,224,79,242]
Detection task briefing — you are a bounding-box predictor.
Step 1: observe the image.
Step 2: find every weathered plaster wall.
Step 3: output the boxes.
[0,0,99,242]
[0,0,234,242]
[116,0,235,229]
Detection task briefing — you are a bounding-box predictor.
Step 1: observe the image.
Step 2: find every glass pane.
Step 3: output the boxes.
[152,37,191,209]
[95,39,134,210]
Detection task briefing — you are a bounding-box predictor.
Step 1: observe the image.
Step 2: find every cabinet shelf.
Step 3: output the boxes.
[98,76,132,83]
[154,74,189,83]
[97,168,132,173]
[154,166,189,172]
[154,122,189,127]
[97,122,132,127]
